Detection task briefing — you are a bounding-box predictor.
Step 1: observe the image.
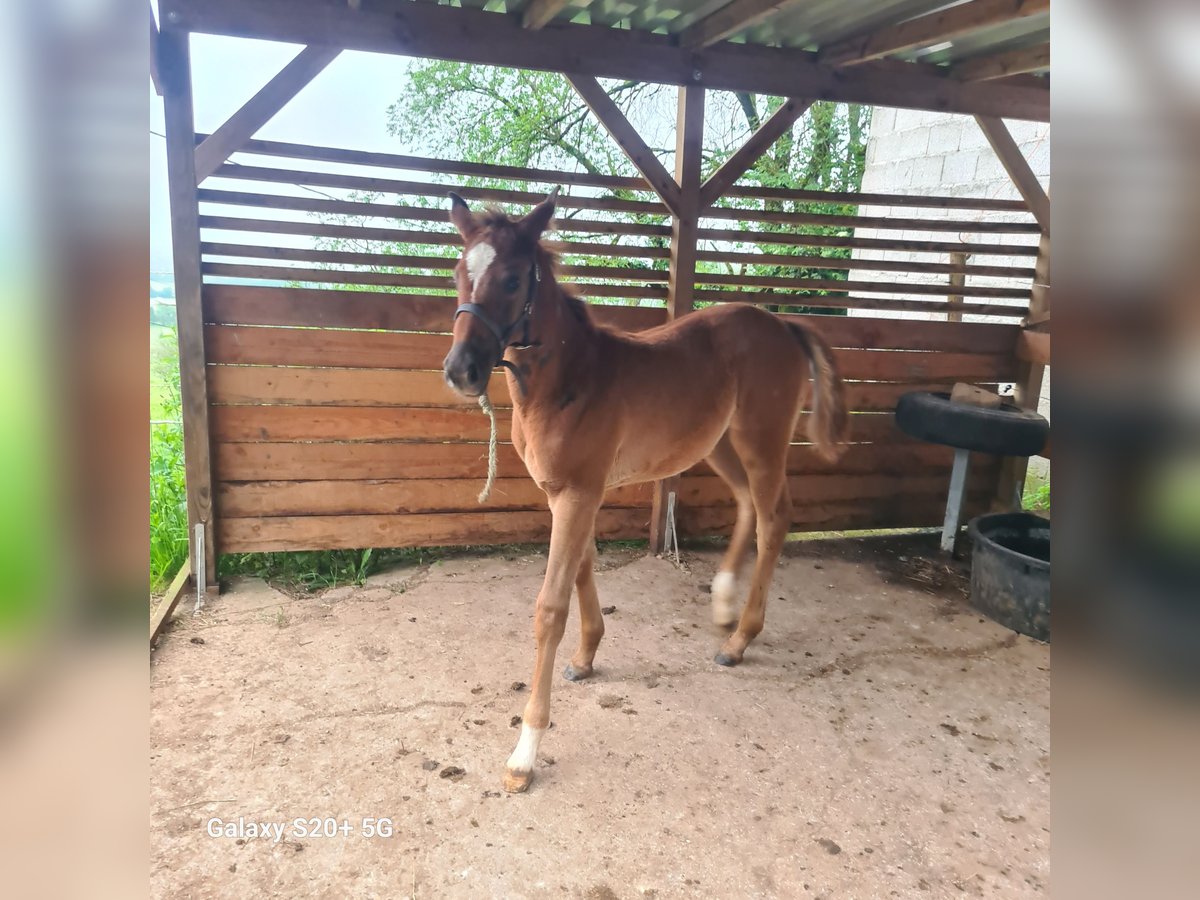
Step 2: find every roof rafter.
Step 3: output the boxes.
[566,74,683,217]
[679,0,803,49]
[820,0,1050,68]
[953,42,1049,81]
[194,44,341,182]
[521,0,570,30]
[700,98,812,208]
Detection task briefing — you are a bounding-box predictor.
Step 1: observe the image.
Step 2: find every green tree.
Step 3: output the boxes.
[311,63,871,313]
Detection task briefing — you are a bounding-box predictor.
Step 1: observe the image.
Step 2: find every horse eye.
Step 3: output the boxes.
[503,274,521,293]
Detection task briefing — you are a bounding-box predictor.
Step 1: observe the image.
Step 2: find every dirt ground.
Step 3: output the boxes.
[150,536,1050,899]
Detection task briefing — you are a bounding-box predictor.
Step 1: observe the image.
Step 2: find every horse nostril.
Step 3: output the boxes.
[466,362,479,385]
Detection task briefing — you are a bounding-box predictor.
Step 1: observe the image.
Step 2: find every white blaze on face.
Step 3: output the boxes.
[505,723,545,775]
[465,241,497,295]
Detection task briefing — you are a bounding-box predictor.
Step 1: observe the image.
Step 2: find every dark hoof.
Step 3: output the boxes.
[562,663,593,682]
[714,652,740,667]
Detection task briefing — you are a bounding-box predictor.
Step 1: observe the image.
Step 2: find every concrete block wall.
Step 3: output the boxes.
[850,109,1051,476]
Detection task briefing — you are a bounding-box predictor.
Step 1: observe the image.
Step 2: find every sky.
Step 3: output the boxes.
[150,33,417,276]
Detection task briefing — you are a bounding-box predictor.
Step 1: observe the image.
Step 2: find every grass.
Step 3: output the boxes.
[1023,474,1051,513]
[150,329,189,589]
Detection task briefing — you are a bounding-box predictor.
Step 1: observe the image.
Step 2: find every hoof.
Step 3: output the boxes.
[562,663,593,682]
[714,652,741,667]
[502,768,532,793]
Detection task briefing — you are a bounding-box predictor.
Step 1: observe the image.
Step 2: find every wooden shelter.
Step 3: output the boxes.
[152,0,1051,596]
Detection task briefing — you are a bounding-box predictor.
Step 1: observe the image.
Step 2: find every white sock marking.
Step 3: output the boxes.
[712,571,739,625]
[506,723,545,774]
[466,241,496,288]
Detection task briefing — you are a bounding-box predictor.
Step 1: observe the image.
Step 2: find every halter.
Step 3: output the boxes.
[454,257,539,396]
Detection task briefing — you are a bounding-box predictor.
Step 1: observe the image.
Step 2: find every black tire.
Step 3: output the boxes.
[894,391,1049,456]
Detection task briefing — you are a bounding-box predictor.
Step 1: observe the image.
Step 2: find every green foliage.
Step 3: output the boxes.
[150,330,188,589]
[1023,478,1051,513]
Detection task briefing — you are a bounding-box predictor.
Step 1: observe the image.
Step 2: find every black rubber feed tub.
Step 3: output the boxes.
[968,513,1050,642]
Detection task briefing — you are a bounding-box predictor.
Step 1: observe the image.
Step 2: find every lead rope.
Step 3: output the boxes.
[477,393,499,503]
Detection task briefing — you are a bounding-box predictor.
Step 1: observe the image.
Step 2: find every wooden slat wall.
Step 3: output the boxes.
[198,138,1030,553]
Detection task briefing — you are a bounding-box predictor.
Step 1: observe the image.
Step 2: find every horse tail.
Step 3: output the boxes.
[788,321,849,462]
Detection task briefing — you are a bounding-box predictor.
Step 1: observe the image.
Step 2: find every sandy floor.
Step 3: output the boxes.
[150,536,1049,899]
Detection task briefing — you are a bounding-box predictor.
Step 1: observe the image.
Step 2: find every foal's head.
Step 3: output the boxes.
[442,191,557,397]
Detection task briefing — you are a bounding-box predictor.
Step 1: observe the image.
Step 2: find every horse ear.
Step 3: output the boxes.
[448,192,478,240]
[519,187,558,240]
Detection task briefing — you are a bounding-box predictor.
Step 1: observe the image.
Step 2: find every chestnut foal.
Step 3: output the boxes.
[441,192,848,792]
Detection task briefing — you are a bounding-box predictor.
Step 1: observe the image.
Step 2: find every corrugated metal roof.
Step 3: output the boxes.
[494,0,1049,78]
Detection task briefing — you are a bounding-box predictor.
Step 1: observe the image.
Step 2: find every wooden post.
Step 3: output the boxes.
[994,229,1050,510]
[947,251,968,322]
[650,85,705,553]
[160,29,218,585]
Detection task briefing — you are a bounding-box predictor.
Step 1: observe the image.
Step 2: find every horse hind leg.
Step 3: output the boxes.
[563,535,603,681]
[715,442,792,667]
[704,433,756,628]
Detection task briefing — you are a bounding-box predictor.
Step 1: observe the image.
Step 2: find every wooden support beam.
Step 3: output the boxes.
[954,43,1050,82]
[679,0,802,49]
[521,0,570,30]
[974,114,1050,231]
[947,251,969,323]
[820,0,1050,68]
[994,229,1049,510]
[150,561,191,644]
[160,0,1049,121]
[194,44,340,182]
[566,74,683,217]
[700,97,811,209]
[160,29,218,585]
[150,3,163,96]
[651,85,704,555]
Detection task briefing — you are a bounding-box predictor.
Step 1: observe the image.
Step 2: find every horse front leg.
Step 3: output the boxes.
[504,487,603,793]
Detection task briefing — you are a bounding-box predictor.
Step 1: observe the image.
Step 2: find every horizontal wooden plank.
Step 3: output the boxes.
[208,366,993,413]
[206,324,1016,381]
[221,137,1030,212]
[215,440,530,481]
[697,291,1027,318]
[210,403,921,446]
[214,440,998,483]
[704,204,1041,234]
[790,315,1019,355]
[720,184,1030,212]
[678,494,993,537]
[218,478,651,517]
[203,284,665,332]
[212,405,511,442]
[216,471,993,519]
[697,249,1035,280]
[200,216,672,260]
[677,471,996,509]
[202,243,673,284]
[223,136,650,192]
[218,507,650,553]
[213,163,668,216]
[215,496,994,552]
[198,189,673,237]
[202,261,669,299]
[697,225,1040,258]
[694,270,1030,300]
[206,323,452,369]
